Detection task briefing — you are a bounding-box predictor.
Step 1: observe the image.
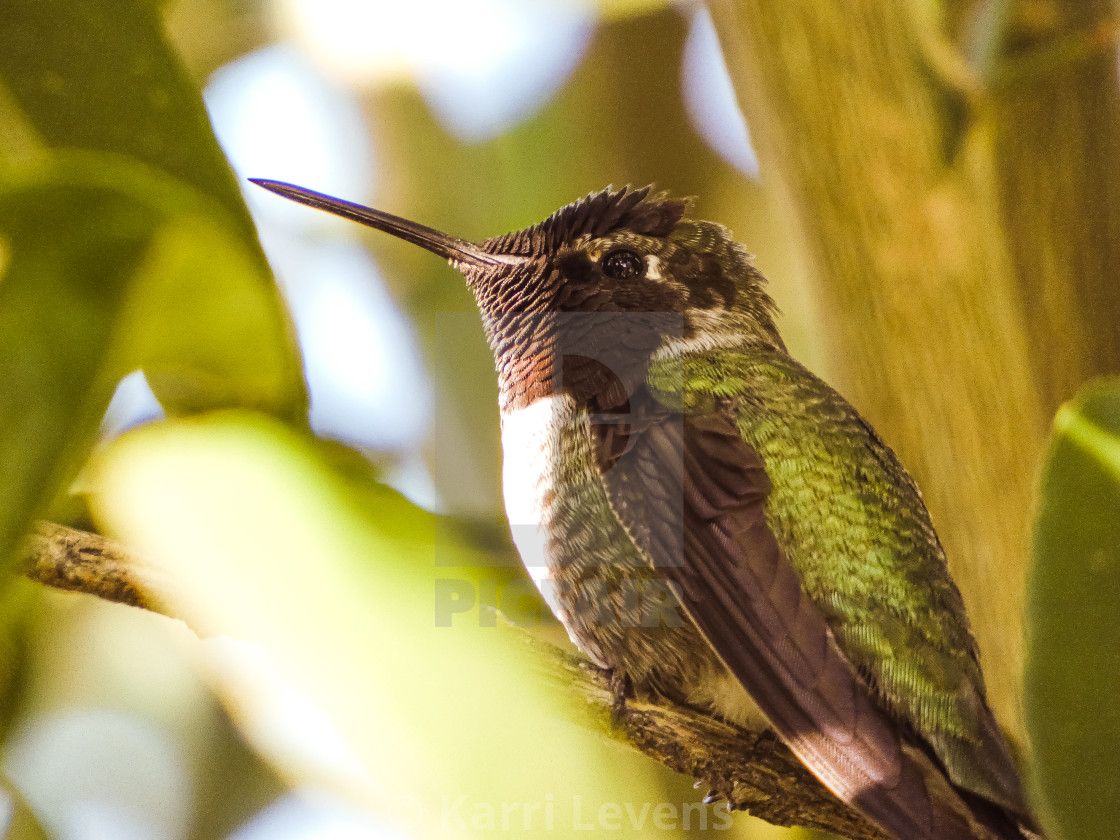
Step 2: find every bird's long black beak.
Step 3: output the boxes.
[250,179,522,269]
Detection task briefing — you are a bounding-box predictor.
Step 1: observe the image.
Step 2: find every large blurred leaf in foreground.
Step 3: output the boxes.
[0,155,305,573]
[90,413,676,837]
[1026,378,1120,840]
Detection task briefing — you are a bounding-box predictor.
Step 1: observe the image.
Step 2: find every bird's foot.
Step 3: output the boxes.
[608,670,632,725]
[700,786,738,811]
[755,728,780,748]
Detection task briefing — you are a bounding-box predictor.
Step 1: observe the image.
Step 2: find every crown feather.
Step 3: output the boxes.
[482,186,690,258]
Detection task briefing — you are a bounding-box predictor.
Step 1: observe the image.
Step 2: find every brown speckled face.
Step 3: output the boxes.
[458,187,781,411]
[464,193,774,339]
[548,225,742,318]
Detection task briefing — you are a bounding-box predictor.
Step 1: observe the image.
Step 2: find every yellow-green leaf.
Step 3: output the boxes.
[90,412,683,838]
[0,0,256,241]
[0,154,305,570]
[1026,377,1120,840]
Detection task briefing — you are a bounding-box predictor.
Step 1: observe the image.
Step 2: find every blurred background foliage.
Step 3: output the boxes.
[0,0,1115,838]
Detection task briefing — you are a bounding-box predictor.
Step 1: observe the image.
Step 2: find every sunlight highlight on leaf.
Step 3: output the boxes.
[90,413,679,837]
[1053,401,1120,483]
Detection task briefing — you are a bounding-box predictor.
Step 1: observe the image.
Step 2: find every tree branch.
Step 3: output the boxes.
[21,520,886,840]
[520,633,888,840]
[21,521,169,615]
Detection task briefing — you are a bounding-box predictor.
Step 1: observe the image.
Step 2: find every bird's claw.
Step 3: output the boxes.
[608,670,632,725]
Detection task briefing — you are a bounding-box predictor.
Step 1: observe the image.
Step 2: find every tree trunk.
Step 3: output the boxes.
[989,0,1120,411]
[705,0,1075,747]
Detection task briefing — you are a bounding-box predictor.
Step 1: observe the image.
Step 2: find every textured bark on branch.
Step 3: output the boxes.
[21,520,887,840]
[21,521,175,615]
[520,635,888,840]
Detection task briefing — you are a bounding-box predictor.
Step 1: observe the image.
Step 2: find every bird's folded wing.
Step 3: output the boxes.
[601,405,976,840]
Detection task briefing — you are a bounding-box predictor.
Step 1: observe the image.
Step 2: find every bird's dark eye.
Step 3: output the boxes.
[601,249,644,280]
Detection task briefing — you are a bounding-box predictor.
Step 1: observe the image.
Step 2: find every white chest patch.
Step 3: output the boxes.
[500,394,579,607]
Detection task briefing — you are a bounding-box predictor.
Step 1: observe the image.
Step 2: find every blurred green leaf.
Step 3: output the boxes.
[0,582,42,745]
[0,0,308,576]
[2,769,50,840]
[1026,377,1120,840]
[0,153,305,572]
[0,0,258,243]
[90,412,691,838]
[595,0,675,19]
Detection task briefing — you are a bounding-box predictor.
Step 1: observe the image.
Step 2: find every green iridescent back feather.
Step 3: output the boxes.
[647,344,1027,815]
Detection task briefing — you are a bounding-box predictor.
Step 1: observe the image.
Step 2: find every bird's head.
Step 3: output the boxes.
[252,181,781,409]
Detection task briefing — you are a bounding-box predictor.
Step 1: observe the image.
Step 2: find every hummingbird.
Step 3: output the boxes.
[251,178,1041,840]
